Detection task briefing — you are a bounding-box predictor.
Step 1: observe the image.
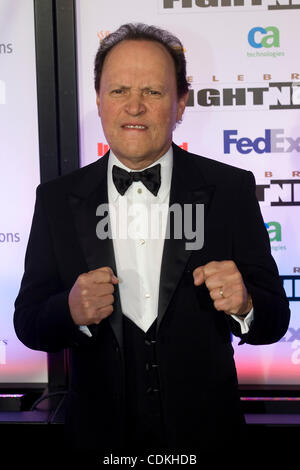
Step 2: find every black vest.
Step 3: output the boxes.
[122,315,167,452]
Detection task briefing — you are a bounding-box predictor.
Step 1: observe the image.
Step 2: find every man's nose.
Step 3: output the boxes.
[125,93,146,115]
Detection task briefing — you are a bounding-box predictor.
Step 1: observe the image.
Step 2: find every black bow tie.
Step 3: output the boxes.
[112,164,161,196]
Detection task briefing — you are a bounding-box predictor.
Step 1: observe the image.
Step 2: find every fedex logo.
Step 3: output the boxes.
[224,129,300,154]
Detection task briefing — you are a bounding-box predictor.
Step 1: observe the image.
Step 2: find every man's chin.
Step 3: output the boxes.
[112,147,161,166]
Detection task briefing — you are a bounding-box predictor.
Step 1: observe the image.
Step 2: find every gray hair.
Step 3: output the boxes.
[94,23,190,98]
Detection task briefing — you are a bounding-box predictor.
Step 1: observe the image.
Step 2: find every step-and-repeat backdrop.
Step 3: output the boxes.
[1,0,299,387]
[75,0,300,385]
[0,0,47,384]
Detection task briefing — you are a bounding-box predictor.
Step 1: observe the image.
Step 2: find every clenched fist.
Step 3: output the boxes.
[193,260,252,317]
[68,266,118,326]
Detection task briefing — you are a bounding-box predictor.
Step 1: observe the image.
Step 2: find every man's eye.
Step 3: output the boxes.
[143,89,162,97]
[110,88,128,96]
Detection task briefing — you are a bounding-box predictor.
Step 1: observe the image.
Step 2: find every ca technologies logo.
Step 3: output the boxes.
[224,129,300,154]
[248,26,279,49]
[265,221,282,242]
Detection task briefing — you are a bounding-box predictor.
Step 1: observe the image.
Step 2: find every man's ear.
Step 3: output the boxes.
[96,93,101,117]
[176,91,189,122]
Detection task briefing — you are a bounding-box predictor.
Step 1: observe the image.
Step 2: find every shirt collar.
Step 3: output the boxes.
[107,146,173,202]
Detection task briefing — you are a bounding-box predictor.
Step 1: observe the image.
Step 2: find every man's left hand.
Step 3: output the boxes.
[193,260,253,316]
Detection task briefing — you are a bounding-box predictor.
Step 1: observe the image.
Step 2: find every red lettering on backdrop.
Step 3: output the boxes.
[98,142,188,156]
[98,143,110,156]
[179,142,188,151]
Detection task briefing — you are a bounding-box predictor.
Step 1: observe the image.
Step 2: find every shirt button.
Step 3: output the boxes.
[145,293,151,299]
[137,188,142,194]
[140,239,145,245]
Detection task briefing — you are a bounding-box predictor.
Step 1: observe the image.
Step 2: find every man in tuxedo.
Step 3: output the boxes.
[14,23,290,456]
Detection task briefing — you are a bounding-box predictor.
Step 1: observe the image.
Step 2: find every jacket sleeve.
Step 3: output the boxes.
[13,185,94,353]
[228,170,290,345]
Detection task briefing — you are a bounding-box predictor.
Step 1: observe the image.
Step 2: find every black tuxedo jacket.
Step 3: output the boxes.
[14,143,290,453]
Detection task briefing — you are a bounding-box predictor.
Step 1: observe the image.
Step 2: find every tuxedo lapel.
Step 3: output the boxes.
[68,153,123,350]
[156,144,215,332]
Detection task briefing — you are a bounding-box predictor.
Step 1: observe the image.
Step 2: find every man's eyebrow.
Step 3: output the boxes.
[141,85,164,90]
[108,84,165,90]
[109,84,130,90]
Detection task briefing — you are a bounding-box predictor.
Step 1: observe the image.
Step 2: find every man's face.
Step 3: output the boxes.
[96,40,189,169]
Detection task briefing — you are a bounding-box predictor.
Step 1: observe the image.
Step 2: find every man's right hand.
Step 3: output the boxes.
[68,266,118,326]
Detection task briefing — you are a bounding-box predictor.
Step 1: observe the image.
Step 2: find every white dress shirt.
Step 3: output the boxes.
[108,148,172,332]
[79,146,253,336]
